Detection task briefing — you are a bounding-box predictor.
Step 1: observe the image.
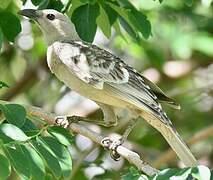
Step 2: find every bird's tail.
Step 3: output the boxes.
[140,112,198,167]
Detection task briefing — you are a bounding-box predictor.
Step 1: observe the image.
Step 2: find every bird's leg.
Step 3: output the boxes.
[55,115,81,128]
[97,102,117,127]
[55,103,117,128]
[120,118,139,144]
[101,118,139,161]
[55,115,116,127]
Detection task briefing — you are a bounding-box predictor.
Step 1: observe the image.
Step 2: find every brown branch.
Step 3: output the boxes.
[153,125,213,168]
[0,57,47,101]
[1,68,38,100]
[0,100,158,176]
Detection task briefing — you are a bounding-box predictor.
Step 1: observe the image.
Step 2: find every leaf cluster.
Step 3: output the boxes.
[122,166,212,180]
[0,102,73,179]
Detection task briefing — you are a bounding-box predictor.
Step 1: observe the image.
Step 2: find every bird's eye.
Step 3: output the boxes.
[46,14,55,20]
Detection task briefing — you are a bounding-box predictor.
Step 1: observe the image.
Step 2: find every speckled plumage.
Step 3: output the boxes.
[48,40,178,125]
[20,8,197,167]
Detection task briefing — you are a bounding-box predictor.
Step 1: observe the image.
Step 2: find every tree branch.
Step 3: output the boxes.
[0,57,47,101]
[0,100,158,176]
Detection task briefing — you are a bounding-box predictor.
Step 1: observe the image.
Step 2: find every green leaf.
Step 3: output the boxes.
[119,16,139,42]
[150,168,179,179]
[20,118,39,137]
[153,0,163,3]
[113,20,126,40]
[21,119,38,132]
[46,0,64,11]
[0,123,29,143]
[184,0,193,6]
[48,126,73,146]
[41,136,72,178]
[191,165,211,180]
[118,0,151,38]
[71,3,100,42]
[172,167,192,179]
[38,0,64,11]
[22,145,45,180]
[0,11,21,42]
[31,0,43,6]
[0,27,3,51]
[108,3,133,27]
[102,3,118,25]
[0,81,9,89]
[150,166,211,180]
[68,0,88,16]
[191,33,213,56]
[0,0,12,9]
[108,1,151,39]
[32,138,62,178]
[21,0,28,5]
[0,104,26,128]
[21,119,39,137]
[4,145,31,179]
[45,173,55,180]
[72,169,87,180]
[107,2,139,41]
[0,154,11,180]
[130,10,151,39]
[97,6,111,38]
[38,0,49,10]
[122,167,141,180]
[118,0,134,8]
[123,165,211,180]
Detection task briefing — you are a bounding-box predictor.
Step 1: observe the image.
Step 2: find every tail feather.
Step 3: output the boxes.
[159,124,197,166]
[140,112,198,167]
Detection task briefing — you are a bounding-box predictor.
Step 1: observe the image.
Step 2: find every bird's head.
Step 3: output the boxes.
[19,9,80,45]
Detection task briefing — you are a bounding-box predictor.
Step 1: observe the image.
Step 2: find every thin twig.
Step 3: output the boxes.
[70,145,97,179]
[0,100,158,176]
[0,57,47,101]
[153,125,213,168]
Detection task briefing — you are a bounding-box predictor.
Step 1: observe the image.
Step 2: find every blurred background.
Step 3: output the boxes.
[0,0,212,179]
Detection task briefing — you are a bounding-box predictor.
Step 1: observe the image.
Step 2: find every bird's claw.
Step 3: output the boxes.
[55,115,80,128]
[101,137,122,161]
[55,116,69,128]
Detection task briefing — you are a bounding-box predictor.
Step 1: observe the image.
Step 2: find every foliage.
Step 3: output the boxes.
[0,102,73,179]
[122,166,211,180]
[0,0,152,45]
[0,11,21,43]
[0,0,212,179]
[0,81,9,89]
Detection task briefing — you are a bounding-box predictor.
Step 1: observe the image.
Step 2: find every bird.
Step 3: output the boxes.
[19,9,197,167]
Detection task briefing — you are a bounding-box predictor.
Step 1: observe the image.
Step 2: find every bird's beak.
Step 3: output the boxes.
[18,9,39,20]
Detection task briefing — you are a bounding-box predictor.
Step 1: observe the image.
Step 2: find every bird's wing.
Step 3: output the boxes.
[53,40,179,124]
[52,40,129,89]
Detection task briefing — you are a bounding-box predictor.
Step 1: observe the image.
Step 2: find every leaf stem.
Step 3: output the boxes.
[62,0,73,13]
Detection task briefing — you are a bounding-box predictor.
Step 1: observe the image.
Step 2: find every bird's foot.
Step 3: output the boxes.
[55,116,70,128]
[55,115,79,128]
[101,137,123,161]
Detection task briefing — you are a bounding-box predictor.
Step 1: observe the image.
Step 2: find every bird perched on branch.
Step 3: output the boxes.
[19,9,197,167]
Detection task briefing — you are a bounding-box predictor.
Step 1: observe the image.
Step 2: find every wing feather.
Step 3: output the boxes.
[53,40,178,124]
[53,41,129,88]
